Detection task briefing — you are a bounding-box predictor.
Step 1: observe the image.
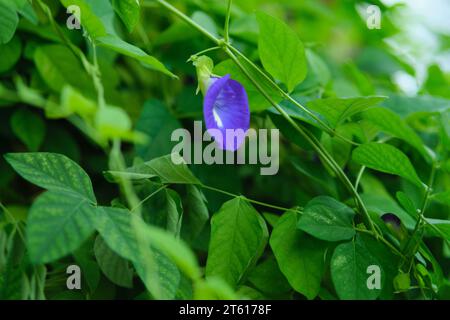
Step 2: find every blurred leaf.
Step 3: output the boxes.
[96,35,176,78]
[206,197,268,288]
[0,35,21,73]
[10,109,46,151]
[297,196,356,241]
[352,143,424,188]
[257,11,307,92]
[306,96,387,128]
[193,277,237,300]
[33,44,94,94]
[112,0,140,33]
[0,0,18,44]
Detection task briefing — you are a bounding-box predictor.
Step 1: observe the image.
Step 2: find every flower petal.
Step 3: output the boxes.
[203,74,250,151]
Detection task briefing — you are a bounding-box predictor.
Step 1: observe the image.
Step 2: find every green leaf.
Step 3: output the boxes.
[257,11,307,92]
[306,96,387,128]
[94,206,181,299]
[362,107,429,160]
[382,94,450,118]
[0,1,18,44]
[297,196,356,241]
[26,191,97,263]
[96,206,200,282]
[430,191,450,206]
[95,35,176,78]
[0,35,21,73]
[331,234,398,300]
[94,236,134,288]
[112,0,140,32]
[352,143,423,188]
[135,99,182,161]
[193,277,238,300]
[33,44,94,94]
[10,109,46,151]
[4,152,96,202]
[270,211,326,299]
[247,256,291,296]
[181,185,209,242]
[206,197,268,288]
[129,154,201,185]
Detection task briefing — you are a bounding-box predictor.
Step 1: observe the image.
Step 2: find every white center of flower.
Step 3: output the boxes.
[213,109,223,128]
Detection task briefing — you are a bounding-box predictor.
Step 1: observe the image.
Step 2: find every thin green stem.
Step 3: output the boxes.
[187,46,221,62]
[403,163,437,265]
[354,166,366,192]
[91,43,106,111]
[110,139,142,216]
[201,184,299,213]
[131,185,168,212]
[224,0,233,43]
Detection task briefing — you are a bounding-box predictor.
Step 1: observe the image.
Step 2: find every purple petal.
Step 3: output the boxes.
[203,74,250,151]
[381,213,402,231]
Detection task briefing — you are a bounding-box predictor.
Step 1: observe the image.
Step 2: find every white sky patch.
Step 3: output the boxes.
[213,109,223,128]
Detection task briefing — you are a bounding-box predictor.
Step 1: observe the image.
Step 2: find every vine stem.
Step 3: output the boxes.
[224,0,232,43]
[153,0,377,235]
[200,184,301,213]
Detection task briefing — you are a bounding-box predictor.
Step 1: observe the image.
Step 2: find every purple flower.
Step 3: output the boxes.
[203,74,250,151]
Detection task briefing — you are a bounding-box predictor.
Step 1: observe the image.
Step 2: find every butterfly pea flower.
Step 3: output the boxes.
[193,56,250,151]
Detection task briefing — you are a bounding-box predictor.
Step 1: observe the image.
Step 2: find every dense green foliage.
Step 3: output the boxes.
[0,0,449,300]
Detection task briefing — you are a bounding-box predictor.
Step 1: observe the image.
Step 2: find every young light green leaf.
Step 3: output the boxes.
[26,191,97,263]
[206,197,268,288]
[112,0,140,33]
[4,152,96,202]
[352,143,424,188]
[257,11,307,92]
[306,96,387,128]
[297,196,356,241]
[270,211,327,299]
[10,109,46,151]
